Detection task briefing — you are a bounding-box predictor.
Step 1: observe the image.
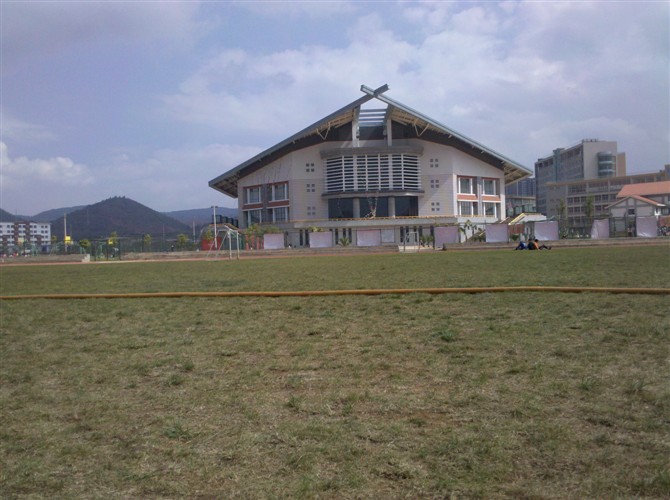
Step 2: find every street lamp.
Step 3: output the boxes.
[211,205,218,251]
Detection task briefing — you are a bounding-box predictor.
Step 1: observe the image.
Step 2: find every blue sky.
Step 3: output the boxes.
[1,1,668,216]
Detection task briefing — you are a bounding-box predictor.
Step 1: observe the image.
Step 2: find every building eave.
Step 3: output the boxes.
[209,83,532,197]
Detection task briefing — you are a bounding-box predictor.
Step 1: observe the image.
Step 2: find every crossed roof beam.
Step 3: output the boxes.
[209,84,531,197]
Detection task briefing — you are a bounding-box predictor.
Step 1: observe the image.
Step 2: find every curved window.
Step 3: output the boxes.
[325,154,420,193]
[597,152,615,178]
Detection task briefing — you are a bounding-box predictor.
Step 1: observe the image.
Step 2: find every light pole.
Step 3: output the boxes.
[211,205,218,251]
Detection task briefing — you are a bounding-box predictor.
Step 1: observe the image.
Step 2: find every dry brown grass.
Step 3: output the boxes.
[2,245,669,497]
[1,286,669,497]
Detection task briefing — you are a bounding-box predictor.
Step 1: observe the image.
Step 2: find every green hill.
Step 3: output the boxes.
[166,207,238,226]
[0,208,30,222]
[50,196,190,240]
[33,206,86,222]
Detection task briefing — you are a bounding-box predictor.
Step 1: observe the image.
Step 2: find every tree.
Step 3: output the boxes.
[143,234,152,252]
[176,234,189,250]
[108,231,119,258]
[109,231,119,246]
[556,199,568,239]
[584,196,595,221]
[79,239,91,253]
[557,199,566,221]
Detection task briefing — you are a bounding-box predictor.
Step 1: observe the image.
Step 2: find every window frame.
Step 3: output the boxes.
[458,177,475,195]
[459,201,478,217]
[483,178,497,196]
[483,201,498,218]
[272,206,289,223]
[245,209,262,226]
[271,182,288,202]
[245,186,262,205]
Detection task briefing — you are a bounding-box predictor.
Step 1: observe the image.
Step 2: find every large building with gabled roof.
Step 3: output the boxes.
[209,84,532,247]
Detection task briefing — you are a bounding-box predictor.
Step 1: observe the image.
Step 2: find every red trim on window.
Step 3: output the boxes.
[457,194,478,201]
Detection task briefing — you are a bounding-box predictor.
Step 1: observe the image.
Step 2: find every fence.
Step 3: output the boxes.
[32,215,669,259]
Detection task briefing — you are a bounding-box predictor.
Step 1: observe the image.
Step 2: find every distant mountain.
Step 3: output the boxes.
[34,205,86,222]
[0,208,26,222]
[51,196,190,240]
[166,207,238,226]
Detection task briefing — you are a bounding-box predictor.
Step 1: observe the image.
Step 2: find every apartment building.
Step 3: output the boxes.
[0,221,51,250]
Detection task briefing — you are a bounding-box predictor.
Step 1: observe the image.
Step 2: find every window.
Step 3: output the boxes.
[245,209,262,226]
[458,177,475,194]
[306,162,315,172]
[484,202,498,218]
[328,198,354,219]
[360,197,389,218]
[431,202,440,212]
[272,207,289,223]
[307,206,316,217]
[459,201,477,216]
[395,196,419,217]
[429,158,439,168]
[430,179,439,189]
[483,179,497,195]
[306,183,316,193]
[325,154,419,193]
[245,186,261,204]
[627,208,635,216]
[271,183,288,201]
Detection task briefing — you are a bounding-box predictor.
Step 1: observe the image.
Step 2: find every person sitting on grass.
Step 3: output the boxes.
[514,241,527,250]
[529,238,551,250]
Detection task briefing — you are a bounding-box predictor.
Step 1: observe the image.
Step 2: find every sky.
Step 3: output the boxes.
[1,0,668,216]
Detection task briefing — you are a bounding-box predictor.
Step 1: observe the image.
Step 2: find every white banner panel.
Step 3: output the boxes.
[434,226,460,246]
[636,216,657,238]
[486,224,508,243]
[381,229,396,244]
[309,231,332,248]
[590,219,610,239]
[263,233,285,250]
[356,229,381,247]
[534,221,559,241]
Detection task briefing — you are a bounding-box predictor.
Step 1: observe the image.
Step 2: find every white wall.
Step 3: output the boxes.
[236,139,509,226]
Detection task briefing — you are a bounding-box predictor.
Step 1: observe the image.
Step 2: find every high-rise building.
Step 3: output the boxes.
[534,140,626,216]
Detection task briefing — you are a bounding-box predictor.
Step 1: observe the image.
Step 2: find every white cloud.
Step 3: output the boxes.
[0,141,253,214]
[94,144,260,212]
[0,142,96,214]
[161,14,417,137]
[2,1,202,67]
[0,142,93,187]
[3,1,667,216]
[234,1,358,19]
[1,116,56,143]
[159,1,668,174]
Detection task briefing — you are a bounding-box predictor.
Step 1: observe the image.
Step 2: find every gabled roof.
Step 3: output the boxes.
[608,194,666,209]
[209,84,532,198]
[617,181,670,198]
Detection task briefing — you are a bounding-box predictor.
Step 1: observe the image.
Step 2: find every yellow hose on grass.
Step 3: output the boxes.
[1,286,668,300]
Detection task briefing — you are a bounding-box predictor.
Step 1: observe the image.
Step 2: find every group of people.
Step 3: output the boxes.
[515,239,551,250]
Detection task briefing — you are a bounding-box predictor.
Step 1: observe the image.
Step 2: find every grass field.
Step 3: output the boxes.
[1,245,669,497]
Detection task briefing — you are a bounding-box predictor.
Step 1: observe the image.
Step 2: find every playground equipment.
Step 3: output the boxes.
[205,224,241,259]
[399,231,420,253]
